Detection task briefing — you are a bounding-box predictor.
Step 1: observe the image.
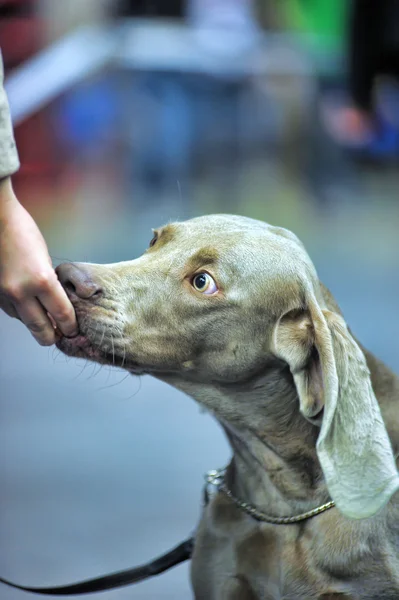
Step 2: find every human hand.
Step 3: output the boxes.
[0,178,78,345]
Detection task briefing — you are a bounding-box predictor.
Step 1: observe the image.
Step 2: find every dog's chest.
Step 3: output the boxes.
[232,524,340,599]
[233,520,398,600]
[197,507,345,598]
[195,495,399,599]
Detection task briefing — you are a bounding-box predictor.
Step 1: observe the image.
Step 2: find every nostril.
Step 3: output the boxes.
[91,288,103,299]
[56,263,102,300]
[63,279,77,296]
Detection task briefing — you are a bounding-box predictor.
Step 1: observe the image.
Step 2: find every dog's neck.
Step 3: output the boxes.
[222,419,325,518]
[220,374,326,516]
[159,363,328,517]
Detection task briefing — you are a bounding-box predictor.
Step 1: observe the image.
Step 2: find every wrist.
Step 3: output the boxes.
[0,177,19,220]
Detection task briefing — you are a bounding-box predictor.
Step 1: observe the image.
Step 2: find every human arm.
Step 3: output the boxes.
[0,53,78,345]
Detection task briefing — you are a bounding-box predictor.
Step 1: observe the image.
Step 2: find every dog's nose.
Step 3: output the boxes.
[56,263,102,300]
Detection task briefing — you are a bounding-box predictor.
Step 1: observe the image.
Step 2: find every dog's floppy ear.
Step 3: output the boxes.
[272,293,399,519]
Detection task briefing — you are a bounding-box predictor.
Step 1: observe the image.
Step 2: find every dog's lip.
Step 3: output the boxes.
[56,333,103,359]
[59,333,89,347]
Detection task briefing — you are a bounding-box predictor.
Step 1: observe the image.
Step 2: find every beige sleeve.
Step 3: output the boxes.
[0,52,20,178]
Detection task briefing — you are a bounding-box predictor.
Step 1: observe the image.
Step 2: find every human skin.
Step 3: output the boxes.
[0,176,78,345]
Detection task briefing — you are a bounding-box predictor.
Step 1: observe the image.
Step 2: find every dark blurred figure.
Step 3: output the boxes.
[349,1,399,123]
[113,0,187,199]
[113,0,260,207]
[322,0,399,157]
[117,0,183,18]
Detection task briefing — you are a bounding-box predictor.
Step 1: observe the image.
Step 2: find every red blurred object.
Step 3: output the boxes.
[0,0,39,66]
[0,0,65,204]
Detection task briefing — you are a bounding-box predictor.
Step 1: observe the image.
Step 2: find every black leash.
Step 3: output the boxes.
[0,468,217,596]
[0,537,194,596]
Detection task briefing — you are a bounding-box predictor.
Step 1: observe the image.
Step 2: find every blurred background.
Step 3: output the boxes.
[1,1,399,598]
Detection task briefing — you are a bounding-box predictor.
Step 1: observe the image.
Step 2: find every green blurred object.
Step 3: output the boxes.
[282,0,348,51]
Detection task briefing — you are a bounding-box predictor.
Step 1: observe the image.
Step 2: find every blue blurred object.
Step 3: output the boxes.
[57,77,118,151]
[361,114,399,159]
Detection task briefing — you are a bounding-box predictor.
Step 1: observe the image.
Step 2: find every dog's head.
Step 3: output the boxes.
[56,214,399,520]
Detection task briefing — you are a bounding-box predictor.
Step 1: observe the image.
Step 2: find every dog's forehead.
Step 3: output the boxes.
[164,215,311,267]
[173,214,273,237]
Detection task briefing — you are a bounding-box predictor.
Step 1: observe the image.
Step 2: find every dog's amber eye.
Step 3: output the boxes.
[149,233,158,248]
[192,273,218,295]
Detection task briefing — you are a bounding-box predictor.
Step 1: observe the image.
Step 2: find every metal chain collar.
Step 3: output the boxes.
[205,468,335,525]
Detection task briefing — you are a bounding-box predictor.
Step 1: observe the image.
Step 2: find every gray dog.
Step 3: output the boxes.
[56,215,399,600]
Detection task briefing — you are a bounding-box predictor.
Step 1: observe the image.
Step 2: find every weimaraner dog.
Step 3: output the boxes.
[56,214,399,600]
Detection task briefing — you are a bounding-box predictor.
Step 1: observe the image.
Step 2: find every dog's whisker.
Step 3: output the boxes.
[95,371,130,393]
[92,318,100,339]
[121,376,142,401]
[91,362,104,379]
[103,363,113,385]
[71,358,90,381]
[99,325,106,348]
[111,334,115,366]
[50,346,61,363]
[78,315,88,337]
[86,321,102,375]
[120,341,127,370]
[86,360,101,381]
